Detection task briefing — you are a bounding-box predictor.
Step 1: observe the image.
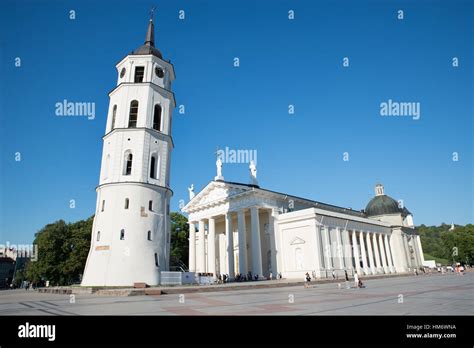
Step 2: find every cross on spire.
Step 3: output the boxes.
[150,6,156,21]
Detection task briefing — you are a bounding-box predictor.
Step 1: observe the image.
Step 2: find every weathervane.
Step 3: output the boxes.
[150,6,157,21]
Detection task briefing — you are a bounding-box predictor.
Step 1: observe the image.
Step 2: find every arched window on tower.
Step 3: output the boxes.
[120,229,125,240]
[150,155,157,179]
[124,153,133,175]
[124,198,129,209]
[96,231,100,242]
[153,104,162,131]
[128,100,138,128]
[147,230,152,241]
[149,200,153,211]
[111,105,117,130]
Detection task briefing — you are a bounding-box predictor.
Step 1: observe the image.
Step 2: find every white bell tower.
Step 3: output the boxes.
[82,14,175,286]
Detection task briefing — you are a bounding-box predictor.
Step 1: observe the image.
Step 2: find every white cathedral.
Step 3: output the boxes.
[182,161,425,281]
[82,15,425,287]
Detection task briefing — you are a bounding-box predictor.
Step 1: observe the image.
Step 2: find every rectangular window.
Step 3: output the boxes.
[154,253,159,267]
[149,200,153,211]
[120,229,125,240]
[101,200,105,212]
[134,66,145,83]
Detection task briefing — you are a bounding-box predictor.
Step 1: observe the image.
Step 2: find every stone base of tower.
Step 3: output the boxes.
[81,183,172,287]
[81,248,162,287]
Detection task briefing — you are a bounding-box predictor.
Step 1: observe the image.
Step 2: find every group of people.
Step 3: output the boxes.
[216,274,229,284]
[304,270,365,289]
[234,272,259,282]
[216,272,283,284]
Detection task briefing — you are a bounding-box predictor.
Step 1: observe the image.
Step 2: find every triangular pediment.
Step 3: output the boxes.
[290,237,306,245]
[182,181,251,212]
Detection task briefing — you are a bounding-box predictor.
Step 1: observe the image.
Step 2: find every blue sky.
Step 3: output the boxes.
[0,0,472,244]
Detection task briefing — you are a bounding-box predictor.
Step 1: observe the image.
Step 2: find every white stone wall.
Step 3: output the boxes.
[81,183,171,286]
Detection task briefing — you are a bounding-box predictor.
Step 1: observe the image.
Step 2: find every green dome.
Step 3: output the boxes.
[365,195,401,217]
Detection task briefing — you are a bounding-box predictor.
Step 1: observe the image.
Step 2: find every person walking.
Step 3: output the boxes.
[304,272,311,288]
[354,272,359,288]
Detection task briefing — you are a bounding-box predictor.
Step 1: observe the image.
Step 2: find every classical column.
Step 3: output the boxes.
[403,234,412,269]
[408,236,421,268]
[390,230,409,273]
[342,229,352,271]
[411,236,422,268]
[237,210,248,275]
[372,233,382,273]
[188,221,196,272]
[359,231,369,275]
[268,210,278,276]
[198,220,206,272]
[208,217,216,278]
[335,228,345,270]
[351,230,361,274]
[415,235,425,264]
[225,212,235,278]
[311,221,323,279]
[378,233,389,273]
[322,226,332,270]
[366,232,376,274]
[250,207,263,278]
[384,234,395,273]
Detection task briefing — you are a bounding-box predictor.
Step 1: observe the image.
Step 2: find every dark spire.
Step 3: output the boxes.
[144,19,155,47]
[145,7,156,47]
[131,9,163,59]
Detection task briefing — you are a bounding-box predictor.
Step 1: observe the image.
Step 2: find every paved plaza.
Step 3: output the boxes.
[0,273,473,315]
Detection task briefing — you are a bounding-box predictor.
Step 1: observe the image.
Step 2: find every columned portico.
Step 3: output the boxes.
[250,206,263,278]
[365,232,376,275]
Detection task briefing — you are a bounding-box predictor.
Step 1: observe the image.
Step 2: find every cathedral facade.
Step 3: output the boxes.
[182,169,425,280]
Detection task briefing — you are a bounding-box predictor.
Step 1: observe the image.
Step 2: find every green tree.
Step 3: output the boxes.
[418,223,474,265]
[170,212,189,269]
[25,217,93,285]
